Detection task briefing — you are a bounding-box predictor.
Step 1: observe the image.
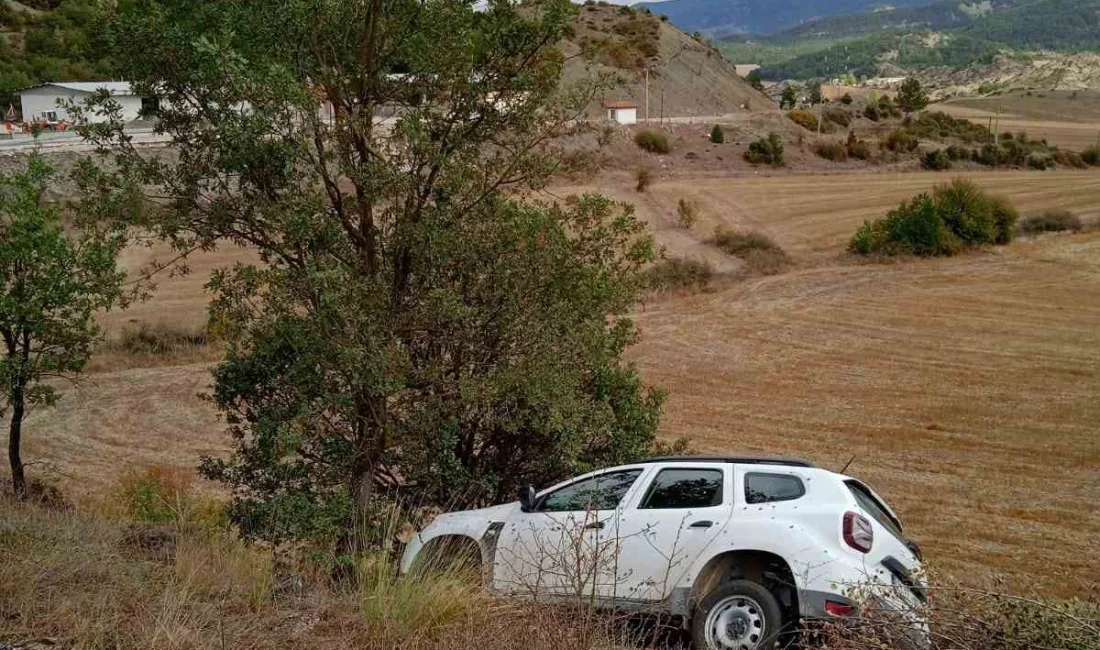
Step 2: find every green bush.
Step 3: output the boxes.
[945,145,972,161]
[1017,209,1083,235]
[850,178,1018,256]
[814,140,849,162]
[921,149,952,171]
[634,130,670,154]
[905,111,990,143]
[710,124,724,144]
[880,128,919,153]
[787,109,818,131]
[863,104,880,121]
[1027,153,1055,170]
[840,93,853,105]
[846,132,873,160]
[744,133,784,166]
[1083,147,1100,166]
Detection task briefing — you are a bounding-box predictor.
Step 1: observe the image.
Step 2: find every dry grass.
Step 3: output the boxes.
[0,495,647,650]
[933,93,1100,150]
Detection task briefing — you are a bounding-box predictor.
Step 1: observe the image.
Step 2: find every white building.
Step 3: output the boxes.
[603,100,638,125]
[18,82,146,123]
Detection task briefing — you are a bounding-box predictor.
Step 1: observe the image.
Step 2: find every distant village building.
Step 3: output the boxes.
[603,100,638,125]
[18,82,148,123]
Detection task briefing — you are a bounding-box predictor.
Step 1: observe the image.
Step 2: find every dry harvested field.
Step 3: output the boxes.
[17,169,1100,598]
[933,91,1100,151]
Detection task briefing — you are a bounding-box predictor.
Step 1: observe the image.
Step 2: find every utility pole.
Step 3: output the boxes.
[645,67,650,124]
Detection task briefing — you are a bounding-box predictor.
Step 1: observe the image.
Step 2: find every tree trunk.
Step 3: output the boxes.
[8,382,25,500]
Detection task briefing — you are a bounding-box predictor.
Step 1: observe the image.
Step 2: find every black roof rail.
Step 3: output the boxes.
[644,456,815,468]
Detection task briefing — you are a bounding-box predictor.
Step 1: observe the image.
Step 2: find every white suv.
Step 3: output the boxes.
[400,457,928,650]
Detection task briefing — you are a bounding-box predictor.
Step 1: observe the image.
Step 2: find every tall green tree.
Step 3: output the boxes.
[0,155,126,498]
[83,0,664,547]
[779,85,797,109]
[897,77,928,113]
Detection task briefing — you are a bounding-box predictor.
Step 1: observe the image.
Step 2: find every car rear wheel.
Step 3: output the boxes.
[692,580,783,650]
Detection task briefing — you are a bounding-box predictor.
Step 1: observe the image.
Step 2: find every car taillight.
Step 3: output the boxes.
[843,511,873,553]
[825,600,854,617]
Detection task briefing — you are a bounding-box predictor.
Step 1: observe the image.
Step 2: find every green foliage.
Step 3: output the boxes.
[786,109,818,131]
[635,130,671,153]
[779,86,797,110]
[814,140,849,162]
[85,0,665,545]
[0,155,126,497]
[897,78,928,112]
[1080,147,1100,166]
[880,128,919,153]
[710,124,724,144]
[823,106,851,127]
[921,149,952,170]
[1026,153,1055,170]
[946,144,974,160]
[745,69,764,91]
[849,178,1017,256]
[862,104,880,121]
[840,93,853,105]
[846,132,873,160]
[807,82,823,105]
[1017,210,1083,235]
[904,111,991,143]
[744,133,784,166]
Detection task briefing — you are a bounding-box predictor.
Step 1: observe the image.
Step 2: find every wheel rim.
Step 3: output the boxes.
[704,595,767,650]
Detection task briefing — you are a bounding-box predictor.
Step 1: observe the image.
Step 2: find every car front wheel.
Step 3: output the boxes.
[692,579,783,650]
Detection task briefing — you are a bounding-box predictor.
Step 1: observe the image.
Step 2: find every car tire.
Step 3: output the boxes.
[691,579,784,650]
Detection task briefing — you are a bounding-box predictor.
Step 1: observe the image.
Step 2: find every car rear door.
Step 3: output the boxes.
[845,479,926,606]
[612,463,734,603]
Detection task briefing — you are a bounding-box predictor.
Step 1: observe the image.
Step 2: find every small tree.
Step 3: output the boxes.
[0,155,126,498]
[779,86,797,110]
[898,77,928,113]
[808,83,823,106]
[746,70,764,92]
[840,92,853,105]
[710,124,724,144]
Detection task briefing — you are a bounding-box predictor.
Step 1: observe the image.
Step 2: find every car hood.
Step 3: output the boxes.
[425,501,521,538]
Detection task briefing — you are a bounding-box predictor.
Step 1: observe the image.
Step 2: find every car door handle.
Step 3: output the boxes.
[689,520,714,529]
[585,521,605,530]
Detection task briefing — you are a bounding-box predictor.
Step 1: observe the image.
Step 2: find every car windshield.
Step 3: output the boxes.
[845,480,904,540]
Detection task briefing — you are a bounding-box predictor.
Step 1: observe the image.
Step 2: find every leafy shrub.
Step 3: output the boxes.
[876,95,902,119]
[850,179,1018,256]
[1053,150,1087,169]
[905,111,990,143]
[634,130,670,154]
[597,125,614,147]
[711,227,791,276]
[635,167,652,192]
[116,465,194,524]
[676,198,699,228]
[1083,147,1100,166]
[1027,153,1055,170]
[646,257,713,291]
[880,128,919,153]
[921,149,951,171]
[840,93,853,105]
[822,106,851,128]
[1017,210,1083,235]
[814,140,849,162]
[744,133,784,166]
[846,132,873,160]
[945,145,972,161]
[710,124,724,144]
[787,109,818,131]
[863,104,880,121]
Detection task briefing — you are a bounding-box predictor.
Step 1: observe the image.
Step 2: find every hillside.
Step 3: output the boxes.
[734,0,1100,82]
[632,0,938,38]
[564,3,774,117]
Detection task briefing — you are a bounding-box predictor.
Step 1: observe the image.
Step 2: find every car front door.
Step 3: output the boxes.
[611,463,733,603]
[492,467,645,600]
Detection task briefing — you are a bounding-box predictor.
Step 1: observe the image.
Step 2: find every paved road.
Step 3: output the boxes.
[0,128,171,154]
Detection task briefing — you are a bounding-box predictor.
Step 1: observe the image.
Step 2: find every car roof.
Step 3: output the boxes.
[644,456,815,468]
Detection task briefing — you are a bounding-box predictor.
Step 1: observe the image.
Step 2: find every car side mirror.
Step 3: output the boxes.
[519,486,537,513]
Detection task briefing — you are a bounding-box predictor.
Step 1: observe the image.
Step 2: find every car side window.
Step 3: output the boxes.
[537,469,643,512]
[639,468,724,509]
[745,473,805,504]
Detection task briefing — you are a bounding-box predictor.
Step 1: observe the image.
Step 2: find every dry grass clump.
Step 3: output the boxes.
[711,227,792,276]
[635,167,653,192]
[1017,209,1084,235]
[646,257,714,292]
[91,323,221,372]
[0,485,644,650]
[676,198,699,229]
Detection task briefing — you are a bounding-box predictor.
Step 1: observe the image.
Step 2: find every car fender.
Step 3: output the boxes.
[400,502,520,574]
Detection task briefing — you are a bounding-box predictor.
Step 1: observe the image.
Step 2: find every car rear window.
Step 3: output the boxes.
[745,473,805,504]
[845,480,904,538]
[640,468,724,509]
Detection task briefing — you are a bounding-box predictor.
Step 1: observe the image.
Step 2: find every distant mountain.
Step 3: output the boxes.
[631,0,941,37]
[728,0,1100,81]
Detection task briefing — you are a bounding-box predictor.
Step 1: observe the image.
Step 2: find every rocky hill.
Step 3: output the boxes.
[564,3,774,117]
